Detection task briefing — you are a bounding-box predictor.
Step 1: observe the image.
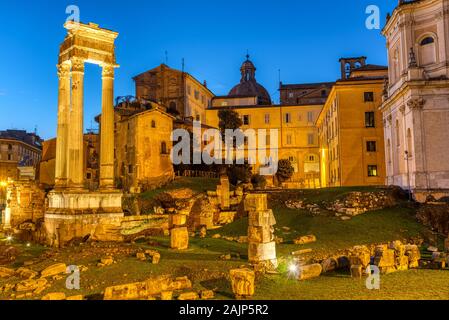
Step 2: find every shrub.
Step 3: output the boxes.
[227,164,252,186]
[251,174,267,190]
[276,159,294,183]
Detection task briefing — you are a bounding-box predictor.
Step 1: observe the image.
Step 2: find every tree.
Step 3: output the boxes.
[276,159,294,183]
[218,108,243,138]
[227,163,252,186]
[251,174,267,190]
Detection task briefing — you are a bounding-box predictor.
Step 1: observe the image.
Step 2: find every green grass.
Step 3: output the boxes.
[254,269,449,300]
[210,205,425,256]
[0,186,443,300]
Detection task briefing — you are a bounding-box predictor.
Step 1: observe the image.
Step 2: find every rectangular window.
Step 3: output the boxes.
[308,133,314,145]
[364,92,374,102]
[194,90,200,100]
[8,154,12,161]
[285,113,291,124]
[366,141,377,152]
[365,112,375,128]
[264,114,270,124]
[128,165,133,174]
[266,135,270,145]
[307,111,314,123]
[368,165,378,177]
[286,134,292,145]
[243,115,250,125]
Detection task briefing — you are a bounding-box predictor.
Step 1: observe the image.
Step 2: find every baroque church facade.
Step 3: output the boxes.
[381,0,449,202]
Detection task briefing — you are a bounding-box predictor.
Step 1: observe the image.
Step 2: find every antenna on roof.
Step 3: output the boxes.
[182,58,185,73]
[165,50,168,65]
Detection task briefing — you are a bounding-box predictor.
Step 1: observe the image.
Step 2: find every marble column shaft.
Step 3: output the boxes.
[67,58,85,189]
[55,63,71,188]
[100,64,115,189]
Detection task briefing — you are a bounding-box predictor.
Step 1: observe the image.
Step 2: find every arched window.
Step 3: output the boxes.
[161,141,168,155]
[419,36,437,65]
[151,120,156,128]
[407,128,413,157]
[169,101,177,111]
[420,37,435,46]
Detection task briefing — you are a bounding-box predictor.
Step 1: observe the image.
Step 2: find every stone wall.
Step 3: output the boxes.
[417,203,449,236]
[120,215,169,236]
[2,181,46,229]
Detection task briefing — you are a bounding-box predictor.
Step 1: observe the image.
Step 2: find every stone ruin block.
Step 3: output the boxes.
[229,268,255,298]
[104,275,192,300]
[248,242,277,263]
[396,255,409,271]
[248,225,275,243]
[374,249,396,273]
[349,246,371,268]
[294,235,317,245]
[218,211,237,225]
[298,264,322,281]
[405,244,421,268]
[389,240,406,258]
[244,194,268,212]
[170,227,189,250]
[217,176,231,210]
[350,265,363,279]
[248,210,276,227]
[169,214,187,229]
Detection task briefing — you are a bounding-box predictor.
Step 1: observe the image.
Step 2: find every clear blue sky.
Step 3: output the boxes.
[0,0,396,140]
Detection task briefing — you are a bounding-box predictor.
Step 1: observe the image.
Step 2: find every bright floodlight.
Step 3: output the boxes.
[288,263,298,273]
[6,236,12,241]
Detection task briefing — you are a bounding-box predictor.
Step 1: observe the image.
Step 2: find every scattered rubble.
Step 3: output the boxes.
[229,268,255,299]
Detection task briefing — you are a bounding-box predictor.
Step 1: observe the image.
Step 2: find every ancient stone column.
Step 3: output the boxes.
[54,63,71,188]
[245,194,278,269]
[67,58,85,189]
[100,64,115,189]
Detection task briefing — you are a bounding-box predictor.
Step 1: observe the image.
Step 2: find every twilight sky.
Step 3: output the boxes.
[0,0,396,140]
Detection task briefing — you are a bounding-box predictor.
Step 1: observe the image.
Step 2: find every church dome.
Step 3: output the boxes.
[228,55,272,105]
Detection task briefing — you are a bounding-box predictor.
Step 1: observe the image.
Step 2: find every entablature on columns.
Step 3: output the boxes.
[58,21,119,68]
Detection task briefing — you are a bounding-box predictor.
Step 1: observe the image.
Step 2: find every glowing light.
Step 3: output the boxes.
[0,181,7,187]
[288,263,298,273]
[26,243,31,247]
[6,236,12,241]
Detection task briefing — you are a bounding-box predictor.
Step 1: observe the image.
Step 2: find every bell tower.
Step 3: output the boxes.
[339,57,367,79]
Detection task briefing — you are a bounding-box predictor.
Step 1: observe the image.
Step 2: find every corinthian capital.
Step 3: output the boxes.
[57,63,71,78]
[71,58,85,73]
[102,64,115,78]
[407,97,425,110]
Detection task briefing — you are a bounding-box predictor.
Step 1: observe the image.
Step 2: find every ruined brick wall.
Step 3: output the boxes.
[5,181,46,228]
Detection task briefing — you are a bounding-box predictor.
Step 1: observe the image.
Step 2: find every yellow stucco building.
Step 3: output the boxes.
[317,58,388,187]
[205,57,322,188]
[114,102,175,193]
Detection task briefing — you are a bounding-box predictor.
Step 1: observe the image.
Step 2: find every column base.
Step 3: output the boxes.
[45,189,124,247]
